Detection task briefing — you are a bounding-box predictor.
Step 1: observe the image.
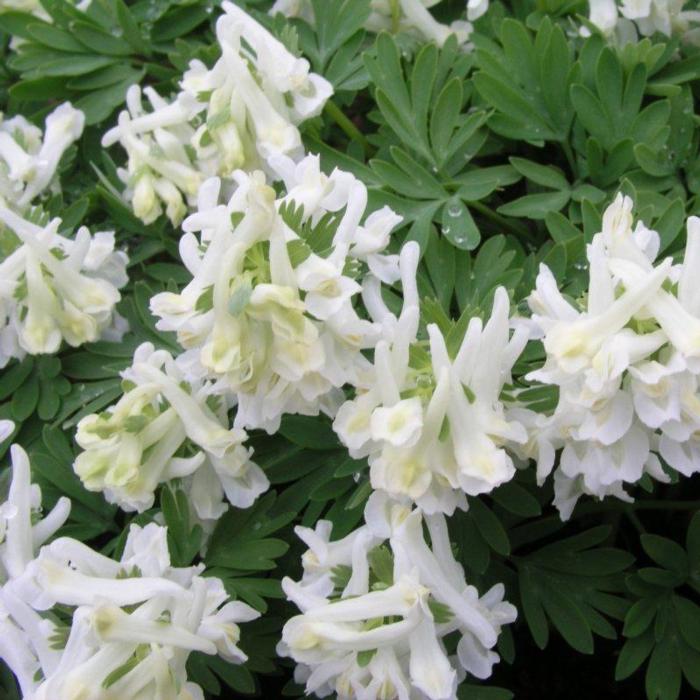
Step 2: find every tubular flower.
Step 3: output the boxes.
[150,155,400,433]
[1,508,258,700]
[73,342,268,519]
[280,493,516,700]
[0,205,128,367]
[521,193,700,518]
[0,442,70,697]
[102,2,332,226]
[0,103,84,210]
[334,243,528,514]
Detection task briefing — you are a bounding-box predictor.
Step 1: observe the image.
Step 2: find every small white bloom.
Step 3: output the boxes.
[73,342,267,521]
[152,159,397,433]
[0,206,127,366]
[0,103,84,210]
[281,495,515,700]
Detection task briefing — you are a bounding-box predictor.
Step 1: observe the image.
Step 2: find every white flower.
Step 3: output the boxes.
[525,194,700,517]
[0,206,127,366]
[280,494,516,700]
[151,158,398,433]
[1,516,259,700]
[336,247,527,514]
[0,419,14,442]
[103,5,332,225]
[0,103,84,209]
[0,444,71,583]
[73,342,268,520]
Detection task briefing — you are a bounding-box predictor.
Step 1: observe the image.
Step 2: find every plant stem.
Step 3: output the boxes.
[324,100,370,155]
[468,200,537,241]
[624,506,646,534]
[561,140,577,177]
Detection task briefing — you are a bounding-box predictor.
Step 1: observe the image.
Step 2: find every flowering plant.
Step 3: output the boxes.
[2,1,700,699]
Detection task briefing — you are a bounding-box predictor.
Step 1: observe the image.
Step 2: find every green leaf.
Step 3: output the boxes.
[430,78,463,164]
[152,6,210,41]
[673,595,700,652]
[624,597,659,638]
[519,566,549,649]
[641,534,688,577]
[492,481,541,517]
[570,84,610,147]
[509,157,570,190]
[475,72,555,141]
[11,372,39,421]
[71,21,133,55]
[114,0,150,55]
[498,190,570,220]
[646,639,682,700]
[655,198,686,254]
[616,631,655,680]
[540,582,594,654]
[469,498,510,555]
[26,22,88,52]
[278,415,339,450]
[440,198,480,250]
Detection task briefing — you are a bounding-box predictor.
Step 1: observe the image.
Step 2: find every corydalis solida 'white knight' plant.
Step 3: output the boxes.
[150,154,401,433]
[73,341,268,520]
[334,243,528,515]
[520,193,700,518]
[0,102,84,210]
[0,205,128,367]
[0,451,258,700]
[101,1,332,226]
[279,493,516,700]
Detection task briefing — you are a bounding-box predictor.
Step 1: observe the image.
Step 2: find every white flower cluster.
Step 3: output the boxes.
[0,103,84,211]
[520,194,700,517]
[102,1,332,226]
[0,205,128,367]
[279,493,516,700]
[74,341,268,519]
[587,0,700,41]
[334,243,528,515]
[270,0,489,46]
[0,442,258,699]
[150,154,401,434]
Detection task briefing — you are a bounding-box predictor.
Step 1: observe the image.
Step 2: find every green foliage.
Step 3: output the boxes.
[616,516,700,699]
[3,0,216,124]
[3,2,700,699]
[517,525,633,654]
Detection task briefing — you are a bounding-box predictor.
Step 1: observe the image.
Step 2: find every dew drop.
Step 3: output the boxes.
[353,472,361,483]
[443,225,451,235]
[447,203,462,218]
[453,235,467,245]
[574,261,588,271]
